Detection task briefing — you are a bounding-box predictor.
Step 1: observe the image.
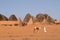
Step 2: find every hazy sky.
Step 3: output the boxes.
[0,0,60,19]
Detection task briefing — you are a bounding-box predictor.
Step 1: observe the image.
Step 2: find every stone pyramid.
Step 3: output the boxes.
[23,13,33,26]
[36,13,44,22]
[9,14,17,21]
[0,14,8,21]
[36,13,55,24]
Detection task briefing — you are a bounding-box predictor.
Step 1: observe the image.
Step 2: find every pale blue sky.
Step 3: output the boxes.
[0,0,60,19]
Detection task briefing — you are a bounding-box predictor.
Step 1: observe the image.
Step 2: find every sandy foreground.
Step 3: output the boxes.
[0,23,60,40]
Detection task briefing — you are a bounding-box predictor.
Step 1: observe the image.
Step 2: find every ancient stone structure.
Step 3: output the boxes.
[0,14,8,21]
[0,13,57,26]
[23,13,33,26]
[36,13,44,22]
[9,15,17,21]
[36,13,55,24]
[23,13,32,23]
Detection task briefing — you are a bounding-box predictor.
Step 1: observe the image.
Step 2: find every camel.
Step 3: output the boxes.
[34,26,47,33]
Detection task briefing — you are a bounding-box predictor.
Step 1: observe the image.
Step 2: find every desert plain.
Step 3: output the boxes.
[0,14,60,40]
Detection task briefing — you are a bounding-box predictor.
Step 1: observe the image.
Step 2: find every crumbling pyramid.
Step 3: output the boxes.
[23,13,38,26]
[22,13,33,26]
[0,13,56,25]
[9,15,17,21]
[0,14,8,21]
[23,13,32,23]
[36,13,55,24]
[36,13,45,22]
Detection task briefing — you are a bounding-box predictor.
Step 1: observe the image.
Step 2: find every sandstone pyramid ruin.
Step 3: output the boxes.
[0,13,57,25]
[23,13,32,23]
[9,15,17,21]
[36,13,44,22]
[36,13,55,24]
[46,16,55,24]
[23,13,38,26]
[0,14,8,21]
[22,13,33,26]
[44,14,55,24]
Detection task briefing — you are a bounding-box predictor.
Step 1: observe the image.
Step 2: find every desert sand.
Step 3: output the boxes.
[0,21,60,40]
[0,14,60,40]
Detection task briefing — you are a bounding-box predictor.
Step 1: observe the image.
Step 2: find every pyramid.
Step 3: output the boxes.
[23,13,33,26]
[46,16,55,24]
[44,14,48,19]
[0,14,8,21]
[36,13,55,24]
[9,15,17,21]
[23,13,32,23]
[36,13,45,22]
